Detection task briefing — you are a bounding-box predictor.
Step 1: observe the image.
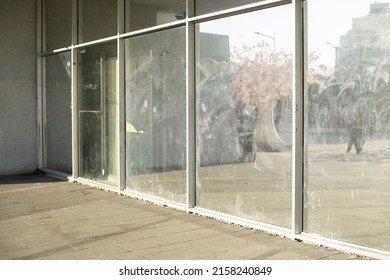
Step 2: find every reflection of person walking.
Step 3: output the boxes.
[346,112,364,154]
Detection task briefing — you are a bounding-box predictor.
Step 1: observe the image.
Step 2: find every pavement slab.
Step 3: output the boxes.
[0,174,366,260]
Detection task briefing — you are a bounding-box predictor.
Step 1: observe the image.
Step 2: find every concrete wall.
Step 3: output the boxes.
[0,0,37,175]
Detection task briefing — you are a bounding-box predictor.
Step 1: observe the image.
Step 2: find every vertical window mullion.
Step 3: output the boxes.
[71,48,79,179]
[37,0,44,170]
[292,0,305,235]
[118,0,126,191]
[186,0,196,208]
[71,0,78,178]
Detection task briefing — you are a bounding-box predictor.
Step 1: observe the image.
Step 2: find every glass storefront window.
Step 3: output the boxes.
[45,52,72,174]
[125,27,187,203]
[305,0,390,251]
[45,0,72,50]
[78,42,118,186]
[38,0,390,257]
[79,0,117,43]
[195,0,262,16]
[195,5,293,227]
[125,0,186,32]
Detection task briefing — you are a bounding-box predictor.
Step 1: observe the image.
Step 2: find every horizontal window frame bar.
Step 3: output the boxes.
[40,47,70,57]
[189,0,291,24]
[40,0,290,53]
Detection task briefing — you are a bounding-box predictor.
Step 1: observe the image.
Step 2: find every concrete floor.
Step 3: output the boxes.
[0,174,365,260]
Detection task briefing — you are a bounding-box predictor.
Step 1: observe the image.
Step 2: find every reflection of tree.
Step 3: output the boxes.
[308,51,390,152]
[127,53,187,173]
[307,2,390,150]
[196,57,242,165]
[232,42,292,151]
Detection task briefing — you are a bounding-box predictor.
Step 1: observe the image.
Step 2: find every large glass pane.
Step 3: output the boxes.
[125,27,186,203]
[125,0,186,32]
[78,42,118,186]
[46,0,72,50]
[45,52,72,174]
[305,0,390,251]
[196,5,293,227]
[195,0,262,16]
[79,0,117,43]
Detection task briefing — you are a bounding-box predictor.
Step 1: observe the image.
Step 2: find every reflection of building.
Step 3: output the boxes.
[339,3,390,70]
[199,33,230,62]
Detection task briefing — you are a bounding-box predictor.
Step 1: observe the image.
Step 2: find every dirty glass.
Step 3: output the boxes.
[79,0,117,43]
[125,0,186,32]
[195,0,263,16]
[45,52,72,174]
[125,27,186,203]
[195,5,293,227]
[305,0,390,251]
[78,42,118,186]
[45,0,72,50]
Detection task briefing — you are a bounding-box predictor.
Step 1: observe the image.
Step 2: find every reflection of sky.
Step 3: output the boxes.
[199,4,294,53]
[199,0,386,66]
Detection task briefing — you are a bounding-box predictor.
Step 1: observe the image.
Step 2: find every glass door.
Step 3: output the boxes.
[78,42,118,186]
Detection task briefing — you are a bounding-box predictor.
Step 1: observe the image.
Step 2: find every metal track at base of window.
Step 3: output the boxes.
[193,207,295,240]
[298,232,390,260]
[68,177,188,212]
[120,189,188,213]
[72,177,119,194]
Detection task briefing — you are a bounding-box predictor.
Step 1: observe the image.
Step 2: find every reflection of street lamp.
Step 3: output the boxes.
[255,31,275,52]
[326,42,340,69]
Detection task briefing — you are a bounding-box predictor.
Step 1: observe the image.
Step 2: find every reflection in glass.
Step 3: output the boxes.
[78,42,118,186]
[195,0,261,16]
[45,0,72,50]
[125,0,186,32]
[125,28,186,203]
[195,6,293,227]
[79,0,117,43]
[305,0,390,251]
[45,53,72,174]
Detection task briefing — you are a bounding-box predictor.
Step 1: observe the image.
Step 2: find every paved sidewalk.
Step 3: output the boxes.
[0,174,365,260]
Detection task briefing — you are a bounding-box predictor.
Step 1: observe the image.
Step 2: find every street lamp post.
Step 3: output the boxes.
[255,31,275,52]
[326,42,340,70]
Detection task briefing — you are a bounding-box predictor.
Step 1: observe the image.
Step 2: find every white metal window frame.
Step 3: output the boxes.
[36,0,390,259]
